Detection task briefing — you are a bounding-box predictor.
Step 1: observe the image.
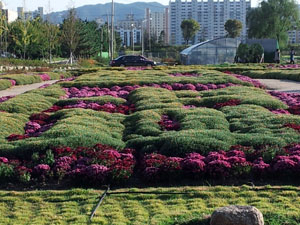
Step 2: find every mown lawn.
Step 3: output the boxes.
[0,185,299,225]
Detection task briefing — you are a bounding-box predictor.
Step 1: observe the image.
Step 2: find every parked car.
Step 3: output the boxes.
[0,52,16,58]
[110,55,156,67]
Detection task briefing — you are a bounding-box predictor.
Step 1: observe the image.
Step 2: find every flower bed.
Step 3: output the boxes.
[0,96,15,103]
[269,91,300,115]
[6,112,56,141]
[1,67,300,186]
[0,144,135,185]
[169,72,201,77]
[64,83,238,100]
[224,71,265,88]
[140,144,300,181]
[158,115,180,131]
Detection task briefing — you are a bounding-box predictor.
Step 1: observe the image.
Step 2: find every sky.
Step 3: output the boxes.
[3,0,262,13]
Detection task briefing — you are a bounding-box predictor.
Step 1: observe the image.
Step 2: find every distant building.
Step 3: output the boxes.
[17,6,44,20]
[116,14,142,47]
[145,8,169,44]
[287,5,300,44]
[0,1,18,23]
[169,0,251,45]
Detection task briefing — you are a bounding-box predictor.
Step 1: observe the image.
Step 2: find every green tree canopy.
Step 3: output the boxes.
[224,19,243,38]
[61,8,80,64]
[247,0,299,48]
[180,19,200,45]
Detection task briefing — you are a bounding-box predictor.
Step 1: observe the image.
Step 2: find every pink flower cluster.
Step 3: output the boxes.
[169,73,201,77]
[270,109,291,115]
[285,124,300,133]
[158,115,180,131]
[140,145,300,181]
[39,74,51,81]
[224,71,265,88]
[269,91,300,115]
[7,112,56,141]
[52,144,135,183]
[56,101,135,115]
[267,64,300,69]
[214,99,241,109]
[0,144,135,185]
[9,80,16,86]
[0,95,14,103]
[64,83,237,99]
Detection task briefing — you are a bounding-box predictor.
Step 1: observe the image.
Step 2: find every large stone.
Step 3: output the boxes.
[210,205,264,225]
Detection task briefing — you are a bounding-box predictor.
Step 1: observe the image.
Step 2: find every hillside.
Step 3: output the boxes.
[48,2,166,24]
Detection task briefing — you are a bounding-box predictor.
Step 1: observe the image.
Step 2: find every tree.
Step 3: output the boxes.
[236,43,250,63]
[224,19,243,38]
[9,19,34,59]
[247,0,299,48]
[61,8,80,64]
[180,19,200,45]
[249,43,264,63]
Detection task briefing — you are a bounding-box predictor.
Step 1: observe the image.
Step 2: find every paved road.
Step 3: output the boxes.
[0,80,58,98]
[255,79,300,93]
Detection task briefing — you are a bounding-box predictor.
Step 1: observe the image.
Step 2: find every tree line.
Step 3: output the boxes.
[0,9,122,62]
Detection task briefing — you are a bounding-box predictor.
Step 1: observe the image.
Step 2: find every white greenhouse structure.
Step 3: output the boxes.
[180,38,240,65]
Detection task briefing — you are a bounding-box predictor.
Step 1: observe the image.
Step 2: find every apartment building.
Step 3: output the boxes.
[169,0,251,45]
[17,6,44,20]
[145,8,169,44]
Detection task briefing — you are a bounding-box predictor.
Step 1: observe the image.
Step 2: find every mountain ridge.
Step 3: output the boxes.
[48,2,167,24]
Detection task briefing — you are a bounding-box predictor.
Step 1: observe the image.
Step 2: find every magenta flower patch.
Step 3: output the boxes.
[158,115,180,131]
[214,99,241,109]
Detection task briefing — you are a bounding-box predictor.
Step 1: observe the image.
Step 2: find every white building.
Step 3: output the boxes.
[287,5,300,44]
[169,0,251,45]
[17,6,44,20]
[116,14,142,47]
[145,8,169,44]
[118,28,142,47]
[0,1,18,23]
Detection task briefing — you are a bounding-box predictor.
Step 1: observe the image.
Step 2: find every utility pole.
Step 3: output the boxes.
[47,0,52,63]
[107,13,110,58]
[110,0,114,60]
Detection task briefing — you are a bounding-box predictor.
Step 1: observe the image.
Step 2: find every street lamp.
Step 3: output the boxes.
[141,17,152,56]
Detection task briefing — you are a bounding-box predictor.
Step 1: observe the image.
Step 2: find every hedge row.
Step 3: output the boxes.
[241,70,300,82]
[0,72,72,91]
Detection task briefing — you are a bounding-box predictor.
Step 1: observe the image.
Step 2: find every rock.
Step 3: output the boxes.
[210,205,264,225]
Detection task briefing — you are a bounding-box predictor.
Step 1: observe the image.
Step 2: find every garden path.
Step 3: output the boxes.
[0,80,58,97]
[255,79,300,93]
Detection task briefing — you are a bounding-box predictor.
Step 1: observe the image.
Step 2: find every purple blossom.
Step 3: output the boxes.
[181,158,205,173]
[0,157,8,163]
[33,164,50,176]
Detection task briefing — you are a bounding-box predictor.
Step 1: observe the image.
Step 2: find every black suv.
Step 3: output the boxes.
[110,55,156,67]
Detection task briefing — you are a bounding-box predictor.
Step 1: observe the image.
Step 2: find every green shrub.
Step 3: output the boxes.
[0,79,12,91]
[0,163,14,182]
[0,74,42,85]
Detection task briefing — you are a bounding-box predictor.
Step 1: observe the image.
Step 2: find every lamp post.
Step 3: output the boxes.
[111,0,114,60]
[142,18,151,56]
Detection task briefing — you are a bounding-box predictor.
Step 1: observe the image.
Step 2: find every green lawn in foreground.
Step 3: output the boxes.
[0,186,299,225]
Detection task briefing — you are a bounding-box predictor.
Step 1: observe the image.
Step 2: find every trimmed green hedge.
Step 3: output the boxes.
[0,79,13,91]
[242,70,300,82]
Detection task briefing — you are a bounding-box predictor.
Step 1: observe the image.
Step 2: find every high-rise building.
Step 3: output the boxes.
[145,8,169,44]
[287,5,300,44]
[17,6,44,20]
[116,14,142,47]
[169,0,251,45]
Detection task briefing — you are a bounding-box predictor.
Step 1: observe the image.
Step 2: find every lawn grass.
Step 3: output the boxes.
[0,186,299,225]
